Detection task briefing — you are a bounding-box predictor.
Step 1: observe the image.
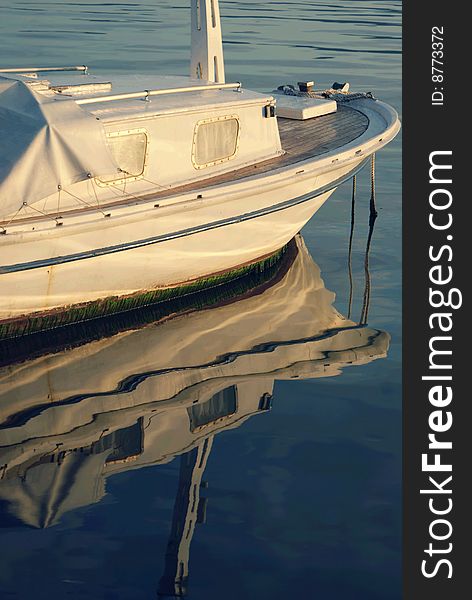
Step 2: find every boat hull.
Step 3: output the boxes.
[0,159,365,326]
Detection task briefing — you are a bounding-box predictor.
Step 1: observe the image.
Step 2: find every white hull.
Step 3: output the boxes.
[0,162,359,321]
[0,95,400,324]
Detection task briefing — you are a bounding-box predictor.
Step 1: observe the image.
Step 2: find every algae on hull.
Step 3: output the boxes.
[0,241,294,363]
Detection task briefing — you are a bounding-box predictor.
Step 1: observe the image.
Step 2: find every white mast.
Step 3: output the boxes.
[190,0,226,83]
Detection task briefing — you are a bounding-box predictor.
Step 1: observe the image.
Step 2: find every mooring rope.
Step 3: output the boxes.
[278,85,376,102]
[347,175,356,319]
[359,153,378,325]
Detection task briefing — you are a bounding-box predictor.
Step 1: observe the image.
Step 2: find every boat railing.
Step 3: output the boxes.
[0,66,88,74]
[0,68,243,103]
[75,82,242,105]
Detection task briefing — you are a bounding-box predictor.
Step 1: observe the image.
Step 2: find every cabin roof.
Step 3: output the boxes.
[10,72,273,122]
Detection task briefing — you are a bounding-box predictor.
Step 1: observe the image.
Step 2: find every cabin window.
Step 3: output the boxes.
[187,386,238,432]
[192,116,240,169]
[99,419,144,464]
[97,129,148,185]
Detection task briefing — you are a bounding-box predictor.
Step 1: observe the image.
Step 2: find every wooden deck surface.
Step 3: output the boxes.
[278,105,369,163]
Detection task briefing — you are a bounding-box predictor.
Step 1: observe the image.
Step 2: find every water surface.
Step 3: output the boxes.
[0,2,401,599]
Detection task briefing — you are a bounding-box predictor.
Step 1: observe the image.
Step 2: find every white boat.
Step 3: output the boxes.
[0,0,400,336]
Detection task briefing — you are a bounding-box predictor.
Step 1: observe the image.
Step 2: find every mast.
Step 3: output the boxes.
[190,0,226,83]
[157,437,213,598]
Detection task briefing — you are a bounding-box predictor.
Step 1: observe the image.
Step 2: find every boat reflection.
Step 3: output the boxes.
[0,234,389,597]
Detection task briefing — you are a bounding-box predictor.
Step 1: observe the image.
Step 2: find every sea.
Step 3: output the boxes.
[0,1,401,598]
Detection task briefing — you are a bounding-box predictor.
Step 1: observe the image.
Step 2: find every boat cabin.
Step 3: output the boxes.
[0,71,282,219]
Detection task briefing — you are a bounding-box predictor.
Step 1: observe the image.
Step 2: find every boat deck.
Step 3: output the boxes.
[279,105,369,164]
[1,104,369,226]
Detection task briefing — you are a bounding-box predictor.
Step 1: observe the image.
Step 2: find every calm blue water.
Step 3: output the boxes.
[0,1,401,599]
